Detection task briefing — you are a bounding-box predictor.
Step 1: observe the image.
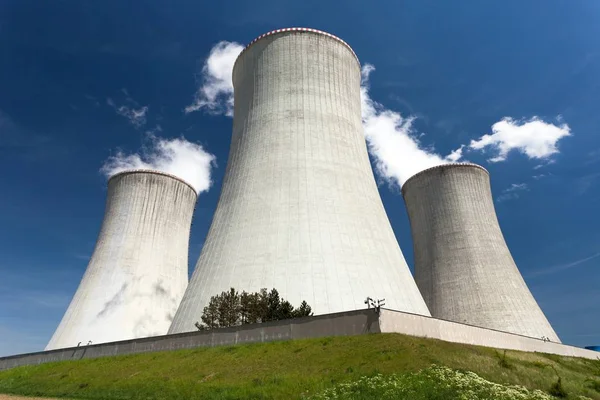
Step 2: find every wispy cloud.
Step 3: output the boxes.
[185,41,244,116]
[575,172,600,195]
[360,64,452,187]
[84,94,100,107]
[0,325,49,357]
[586,149,600,165]
[496,183,528,202]
[0,285,71,309]
[0,110,70,162]
[100,134,216,194]
[528,252,600,278]
[20,291,71,309]
[0,110,51,148]
[445,145,465,162]
[468,117,571,163]
[107,97,148,128]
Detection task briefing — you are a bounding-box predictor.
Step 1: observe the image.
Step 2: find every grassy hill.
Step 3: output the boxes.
[0,333,598,399]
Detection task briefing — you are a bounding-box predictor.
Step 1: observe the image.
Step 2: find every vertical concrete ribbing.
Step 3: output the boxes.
[169,29,430,334]
[402,164,560,342]
[46,171,196,349]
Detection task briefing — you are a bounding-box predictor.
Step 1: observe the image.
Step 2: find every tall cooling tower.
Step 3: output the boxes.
[46,170,197,350]
[169,28,430,334]
[402,163,560,341]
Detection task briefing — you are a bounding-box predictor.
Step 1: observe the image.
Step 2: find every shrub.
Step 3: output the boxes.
[308,365,555,400]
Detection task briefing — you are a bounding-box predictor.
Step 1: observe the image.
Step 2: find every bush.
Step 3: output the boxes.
[307,365,556,400]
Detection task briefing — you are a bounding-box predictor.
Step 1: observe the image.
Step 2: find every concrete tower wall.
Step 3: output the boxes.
[402,163,560,342]
[46,170,197,350]
[169,28,430,334]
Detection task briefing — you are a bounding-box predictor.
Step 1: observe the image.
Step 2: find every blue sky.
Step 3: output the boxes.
[1,0,599,356]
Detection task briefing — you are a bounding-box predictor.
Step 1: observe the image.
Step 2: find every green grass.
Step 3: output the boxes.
[0,333,598,399]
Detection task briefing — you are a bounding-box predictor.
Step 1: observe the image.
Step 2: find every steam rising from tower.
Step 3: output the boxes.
[402,163,560,341]
[169,28,430,334]
[100,135,216,195]
[46,170,197,350]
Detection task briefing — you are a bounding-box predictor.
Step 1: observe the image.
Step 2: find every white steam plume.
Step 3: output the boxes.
[187,44,453,188]
[189,41,572,189]
[185,41,244,116]
[360,64,450,187]
[445,145,465,162]
[361,66,571,183]
[101,135,216,194]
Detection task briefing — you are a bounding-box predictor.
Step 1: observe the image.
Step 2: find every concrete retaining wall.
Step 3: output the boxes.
[379,309,598,360]
[1,308,597,371]
[0,310,379,371]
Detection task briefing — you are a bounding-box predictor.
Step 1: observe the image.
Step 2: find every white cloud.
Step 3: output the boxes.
[575,172,600,195]
[506,183,528,191]
[496,183,528,202]
[119,105,148,127]
[445,145,465,163]
[469,117,571,163]
[100,135,216,194]
[185,41,573,190]
[107,97,148,128]
[145,124,163,135]
[185,41,244,116]
[528,252,600,278]
[360,65,449,187]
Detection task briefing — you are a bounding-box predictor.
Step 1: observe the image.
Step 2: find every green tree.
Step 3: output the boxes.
[254,288,269,322]
[217,288,240,327]
[265,288,281,321]
[277,300,295,320]
[293,300,313,318]
[200,294,220,328]
[240,291,261,324]
[199,287,313,329]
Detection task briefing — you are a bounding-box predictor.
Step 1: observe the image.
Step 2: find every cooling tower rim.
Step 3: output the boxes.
[108,169,197,195]
[401,162,489,194]
[233,27,360,74]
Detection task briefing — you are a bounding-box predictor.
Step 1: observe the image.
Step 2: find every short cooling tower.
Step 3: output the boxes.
[169,28,430,333]
[402,163,560,341]
[46,170,197,350]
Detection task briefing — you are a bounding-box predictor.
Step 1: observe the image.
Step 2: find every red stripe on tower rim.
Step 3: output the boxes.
[233,27,360,72]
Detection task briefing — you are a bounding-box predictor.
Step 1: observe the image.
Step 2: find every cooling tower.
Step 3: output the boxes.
[46,170,197,350]
[402,163,560,342]
[169,28,430,333]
